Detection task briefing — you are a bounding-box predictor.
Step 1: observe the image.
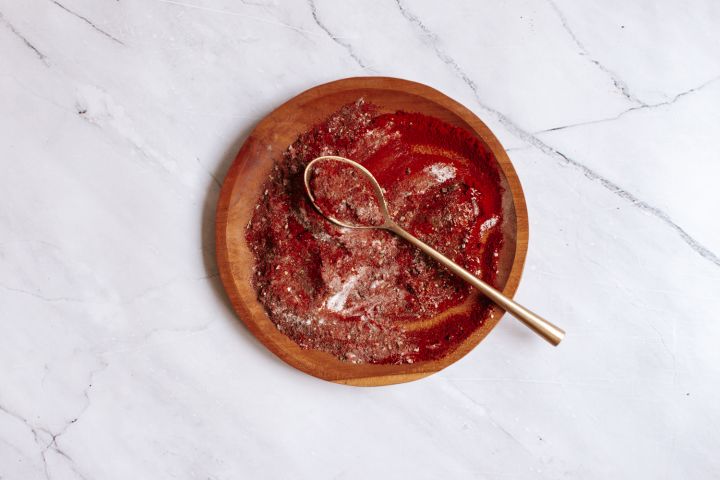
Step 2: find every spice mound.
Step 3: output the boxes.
[246,100,505,365]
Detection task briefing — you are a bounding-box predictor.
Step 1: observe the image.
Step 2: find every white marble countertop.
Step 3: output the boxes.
[2,1,719,478]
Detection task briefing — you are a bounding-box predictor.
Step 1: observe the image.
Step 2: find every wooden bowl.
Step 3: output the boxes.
[216,77,528,386]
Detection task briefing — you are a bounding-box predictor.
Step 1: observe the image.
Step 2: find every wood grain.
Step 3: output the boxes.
[215,77,529,386]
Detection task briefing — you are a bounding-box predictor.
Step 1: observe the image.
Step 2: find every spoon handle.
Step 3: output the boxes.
[388,222,565,346]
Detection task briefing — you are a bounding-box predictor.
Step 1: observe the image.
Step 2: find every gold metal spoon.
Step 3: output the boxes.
[304,155,565,346]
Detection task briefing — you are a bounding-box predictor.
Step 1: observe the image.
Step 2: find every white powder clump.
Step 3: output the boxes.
[426,164,456,183]
[326,274,360,312]
[479,215,499,234]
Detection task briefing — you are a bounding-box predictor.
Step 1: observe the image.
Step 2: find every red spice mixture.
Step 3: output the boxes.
[308,159,385,227]
[246,100,505,364]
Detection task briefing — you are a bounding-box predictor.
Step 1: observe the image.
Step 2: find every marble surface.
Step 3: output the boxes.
[1,0,719,478]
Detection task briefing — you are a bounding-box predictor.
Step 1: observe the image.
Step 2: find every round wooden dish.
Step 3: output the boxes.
[216,77,528,386]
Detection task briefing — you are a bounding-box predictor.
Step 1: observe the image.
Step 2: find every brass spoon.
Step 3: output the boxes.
[304,155,565,346]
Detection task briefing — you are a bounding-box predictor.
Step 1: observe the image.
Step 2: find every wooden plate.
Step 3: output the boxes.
[216,77,528,386]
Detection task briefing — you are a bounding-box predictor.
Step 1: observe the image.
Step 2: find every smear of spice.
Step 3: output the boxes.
[308,159,385,227]
[246,99,505,364]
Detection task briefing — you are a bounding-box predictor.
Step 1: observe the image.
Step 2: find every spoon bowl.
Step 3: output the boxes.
[304,156,392,229]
